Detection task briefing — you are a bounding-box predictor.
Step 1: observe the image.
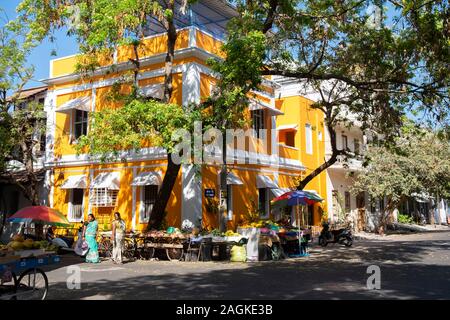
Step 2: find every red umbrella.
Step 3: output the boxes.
[7,206,72,227]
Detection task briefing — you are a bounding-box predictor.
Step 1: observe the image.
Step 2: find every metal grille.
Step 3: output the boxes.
[90,188,118,207]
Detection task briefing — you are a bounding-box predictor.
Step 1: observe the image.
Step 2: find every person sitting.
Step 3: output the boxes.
[46,226,56,242]
[47,226,74,248]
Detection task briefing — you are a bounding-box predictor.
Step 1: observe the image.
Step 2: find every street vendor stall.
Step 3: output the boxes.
[0,237,60,300]
[142,228,187,261]
[271,190,323,257]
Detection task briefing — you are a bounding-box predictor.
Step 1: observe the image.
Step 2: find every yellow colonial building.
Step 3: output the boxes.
[42,0,328,232]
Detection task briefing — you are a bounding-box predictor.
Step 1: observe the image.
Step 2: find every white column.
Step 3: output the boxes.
[87,169,94,215]
[44,91,56,208]
[188,26,197,48]
[44,91,56,164]
[131,167,137,231]
[181,63,202,227]
[325,171,333,222]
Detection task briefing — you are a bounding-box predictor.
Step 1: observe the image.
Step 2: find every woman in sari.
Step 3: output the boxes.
[82,214,100,263]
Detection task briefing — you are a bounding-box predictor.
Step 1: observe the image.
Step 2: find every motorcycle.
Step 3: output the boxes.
[318,223,353,247]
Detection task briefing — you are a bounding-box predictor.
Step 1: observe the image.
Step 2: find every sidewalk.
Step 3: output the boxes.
[354,224,450,240]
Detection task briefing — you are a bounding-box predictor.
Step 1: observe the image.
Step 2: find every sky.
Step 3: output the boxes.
[1,0,79,88]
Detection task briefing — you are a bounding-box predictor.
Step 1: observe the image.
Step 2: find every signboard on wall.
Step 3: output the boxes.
[204,189,215,198]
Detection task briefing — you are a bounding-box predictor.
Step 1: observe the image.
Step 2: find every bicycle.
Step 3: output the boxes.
[97,233,113,258]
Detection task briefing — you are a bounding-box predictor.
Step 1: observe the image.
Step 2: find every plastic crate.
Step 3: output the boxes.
[49,255,61,264]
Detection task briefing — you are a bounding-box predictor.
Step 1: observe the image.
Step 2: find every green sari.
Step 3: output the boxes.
[85,220,99,263]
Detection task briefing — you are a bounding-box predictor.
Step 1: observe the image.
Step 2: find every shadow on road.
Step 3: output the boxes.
[43,236,450,300]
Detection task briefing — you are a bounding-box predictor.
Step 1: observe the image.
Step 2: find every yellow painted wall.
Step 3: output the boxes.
[50,28,315,233]
[276,95,328,225]
[53,159,183,231]
[196,30,224,58]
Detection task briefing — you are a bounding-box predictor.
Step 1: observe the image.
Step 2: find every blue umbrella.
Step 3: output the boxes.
[271,190,313,207]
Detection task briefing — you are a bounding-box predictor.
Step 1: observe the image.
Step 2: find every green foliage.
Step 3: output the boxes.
[75,98,202,161]
[397,213,415,225]
[212,0,450,192]
[352,124,450,206]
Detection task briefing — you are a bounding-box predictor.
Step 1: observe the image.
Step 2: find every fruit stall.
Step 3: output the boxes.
[237,220,313,261]
[1,235,61,300]
[141,228,188,261]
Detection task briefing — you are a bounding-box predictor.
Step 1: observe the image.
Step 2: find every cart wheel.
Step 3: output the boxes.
[0,272,18,300]
[166,248,184,261]
[123,239,136,260]
[16,268,48,300]
[141,247,155,260]
[99,239,112,258]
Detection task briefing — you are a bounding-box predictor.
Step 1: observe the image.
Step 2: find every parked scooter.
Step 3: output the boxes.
[318,223,353,247]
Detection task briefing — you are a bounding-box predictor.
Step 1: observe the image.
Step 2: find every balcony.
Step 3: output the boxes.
[328,154,364,172]
[278,144,299,160]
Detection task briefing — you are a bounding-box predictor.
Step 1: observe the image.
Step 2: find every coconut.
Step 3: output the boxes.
[23,239,34,249]
[9,241,24,251]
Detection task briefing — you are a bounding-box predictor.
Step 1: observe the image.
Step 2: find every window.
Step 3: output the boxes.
[73,110,88,140]
[354,139,360,155]
[251,109,265,139]
[141,185,158,223]
[89,188,118,207]
[285,131,296,148]
[345,191,351,212]
[305,124,313,154]
[258,188,269,219]
[342,134,348,151]
[69,189,84,222]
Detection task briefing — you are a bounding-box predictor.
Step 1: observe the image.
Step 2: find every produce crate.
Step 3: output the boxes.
[13,254,60,272]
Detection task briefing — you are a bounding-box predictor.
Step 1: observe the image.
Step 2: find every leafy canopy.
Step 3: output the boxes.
[352,123,450,204]
[75,99,202,161]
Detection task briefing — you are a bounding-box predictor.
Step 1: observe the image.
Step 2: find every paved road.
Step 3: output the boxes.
[42,230,450,300]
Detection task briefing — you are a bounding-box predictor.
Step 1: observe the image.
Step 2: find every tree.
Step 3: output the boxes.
[0,12,44,235]
[15,0,194,229]
[352,123,450,233]
[215,0,449,190]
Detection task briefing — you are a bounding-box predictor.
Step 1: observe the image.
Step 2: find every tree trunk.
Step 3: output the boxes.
[0,186,6,238]
[23,142,40,206]
[145,4,179,230]
[162,6,177,103]
[297,118,343,190]
[147,154,181,230]
[377,198,397,235]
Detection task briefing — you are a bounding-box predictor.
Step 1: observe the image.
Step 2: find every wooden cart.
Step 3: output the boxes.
[0,252,60,300]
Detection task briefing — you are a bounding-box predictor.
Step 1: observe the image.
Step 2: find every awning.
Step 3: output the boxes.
[56,96,91,113]
[60,175,87,189]
[249,100,283,116]
[227,172,243,185]
[257,175,279,189]
[90,172,120,190]
[277,124,298,131]
[140,84,164,100]
[131,171,162,186]
[271,188,292,198]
